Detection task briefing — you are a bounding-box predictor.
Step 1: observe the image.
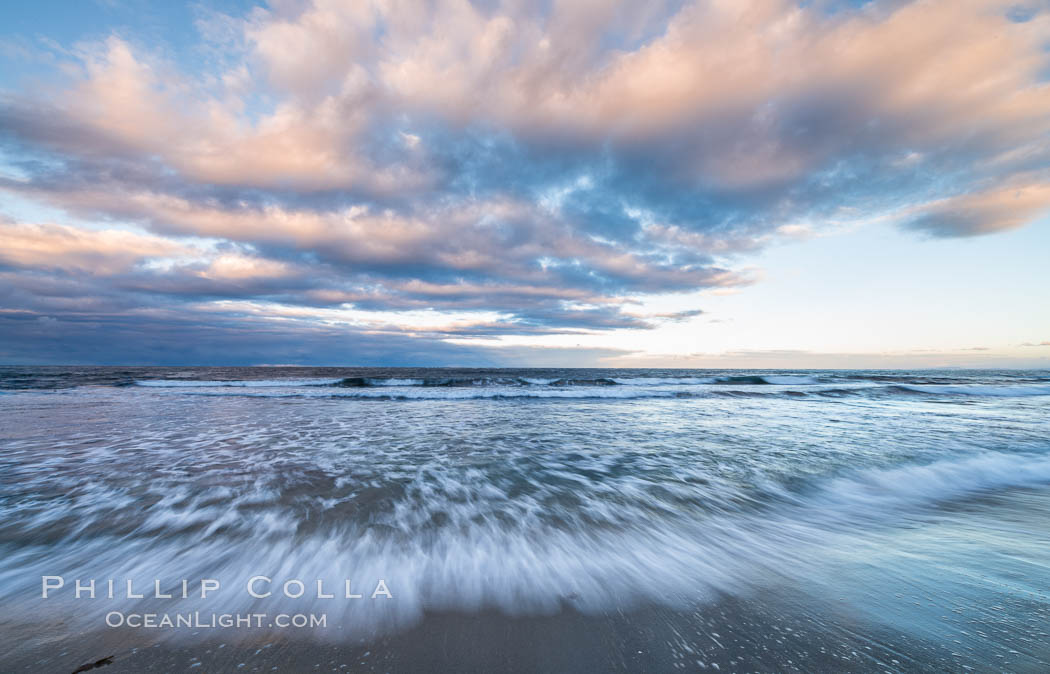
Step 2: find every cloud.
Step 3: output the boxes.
[1021,341,1050,347]
[906,180,1050,237]
[1,0,1049,363]
[0,182,747,329]
[0,220,188,274]
[0,307,493,366]
[0,301,637,366]
[198,254,294,281]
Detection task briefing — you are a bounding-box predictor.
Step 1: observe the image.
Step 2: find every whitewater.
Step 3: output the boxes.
[1,367,1049,671]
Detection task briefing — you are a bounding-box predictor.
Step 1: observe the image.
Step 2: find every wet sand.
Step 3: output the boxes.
[4,590,1028,673]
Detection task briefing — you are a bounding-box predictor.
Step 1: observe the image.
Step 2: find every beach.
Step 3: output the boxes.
[2,367,1050,672]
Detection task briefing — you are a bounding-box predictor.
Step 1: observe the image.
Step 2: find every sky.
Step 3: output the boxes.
[0,0,1048,367]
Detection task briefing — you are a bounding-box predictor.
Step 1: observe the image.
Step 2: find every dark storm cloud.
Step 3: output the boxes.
[0,305,636,366]
[0,309,489,366]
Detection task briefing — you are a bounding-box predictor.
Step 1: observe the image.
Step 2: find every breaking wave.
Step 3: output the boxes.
[132,374,846,393]
[892,384,1050,397]
[150,381,1050,401]
[4,449,1049,640]
[135,378,345,388]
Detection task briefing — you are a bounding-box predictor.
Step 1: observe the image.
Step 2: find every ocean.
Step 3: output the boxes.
[2,367,1049,672]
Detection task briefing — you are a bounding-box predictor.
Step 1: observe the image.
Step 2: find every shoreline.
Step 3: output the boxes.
[3,590,1026,673]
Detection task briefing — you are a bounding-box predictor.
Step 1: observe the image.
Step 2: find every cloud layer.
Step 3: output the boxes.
[1,0,1048,363]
